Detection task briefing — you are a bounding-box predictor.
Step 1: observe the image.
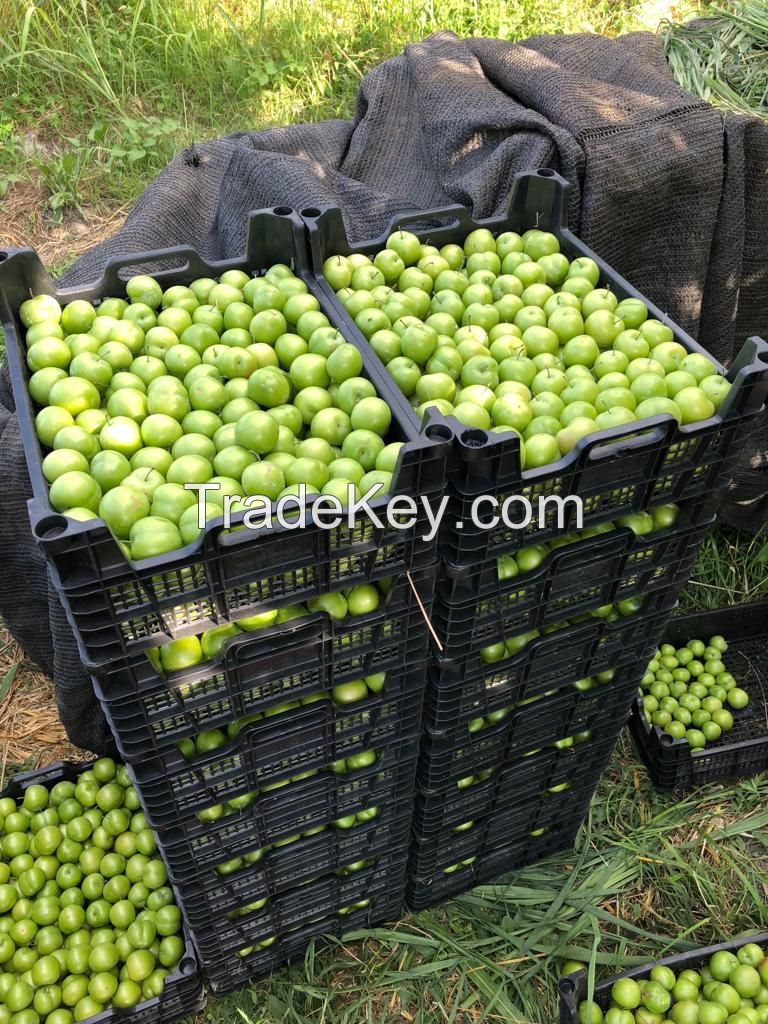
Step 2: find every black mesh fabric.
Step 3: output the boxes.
[0,31,765,752]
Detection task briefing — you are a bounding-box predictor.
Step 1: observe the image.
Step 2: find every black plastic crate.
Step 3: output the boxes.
[0,216,451,668]
[414,731,618,838]
[628,599,768,789]
[142,733,420,872]
[189,850,407,959]
[184,849,407,991]
[91,562,436,761]
[424,598,674,736]
[184,843,409,987]
[201,889,404,995]
[129,659,425,827]
[434,512,711,655]
[57,516,442,667]
[559,932,768,1024]
[418,668,642,790]
[1,760,205,1024]
[168,802,413,921]
[409,785,595,879]
[302,171,768,560]
[438,448,734,564]
[406,815,582,911]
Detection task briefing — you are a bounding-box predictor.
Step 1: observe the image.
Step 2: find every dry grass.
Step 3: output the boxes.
[0,175,126,272]
[0,628,86,784]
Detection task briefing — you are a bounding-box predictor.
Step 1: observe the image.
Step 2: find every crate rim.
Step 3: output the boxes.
[661,597,768,641]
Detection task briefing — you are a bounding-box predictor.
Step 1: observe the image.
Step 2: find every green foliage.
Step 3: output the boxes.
[88,115,185,166]
[0,0,701,216]
[0,121,23,199]
[663,0,768,120]
[31,139,93,220]
[679,525,768,610]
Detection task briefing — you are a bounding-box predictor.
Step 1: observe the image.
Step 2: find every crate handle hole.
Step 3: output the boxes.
[659,732,677,747]
[559,978,576,996]
[116,257,190,281]
[424,423,453,443]
[459,428,488,450]
[33,513,71,540]
[0,252,8,262]
[536,168,556,178]
[301,207,322,219]
[273,206,293,216]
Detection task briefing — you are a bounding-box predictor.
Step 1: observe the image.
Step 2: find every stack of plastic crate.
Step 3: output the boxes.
[0,222,451,991]
[301,171,768,909]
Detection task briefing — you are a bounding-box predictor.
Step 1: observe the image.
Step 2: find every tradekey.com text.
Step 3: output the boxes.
[185,482,583,542]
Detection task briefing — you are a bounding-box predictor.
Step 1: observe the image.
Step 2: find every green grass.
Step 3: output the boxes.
[679,526,768,611]
[663,0,768,121]
[0,0,701,219]
[194,524,768,1024]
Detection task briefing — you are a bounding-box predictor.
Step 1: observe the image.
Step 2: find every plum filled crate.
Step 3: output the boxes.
[0,216,451,668]
[198,883,405,995]
[422,597,674,737]
[559,933,768,1024]
[141,732,421,875]
[431,503,711,656]
[407,724,620,910]
[89,561,436,762]
[629,599,768,789]
[407,817,584,911]
[1,760,205,1023]
[302,170,768,562]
